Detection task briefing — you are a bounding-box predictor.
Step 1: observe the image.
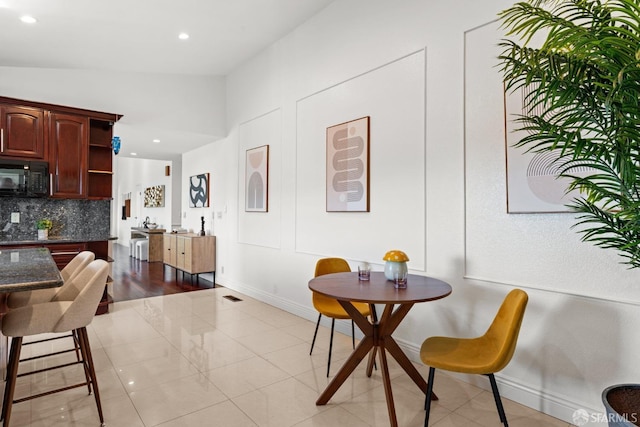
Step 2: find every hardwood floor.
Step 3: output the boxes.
[110,243,215,303]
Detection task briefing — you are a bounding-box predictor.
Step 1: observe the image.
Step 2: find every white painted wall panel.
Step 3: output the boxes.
[296,51,426,269]
[464,20,640,302]
[238,109,282,248]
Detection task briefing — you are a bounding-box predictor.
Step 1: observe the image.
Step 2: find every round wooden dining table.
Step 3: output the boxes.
[308,271,452,427]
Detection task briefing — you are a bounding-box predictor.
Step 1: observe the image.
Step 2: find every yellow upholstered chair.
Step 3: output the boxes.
[310,257,372,377]
[420,289,528,426]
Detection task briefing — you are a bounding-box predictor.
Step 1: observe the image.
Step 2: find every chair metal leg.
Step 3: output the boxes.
[72,330,92,394]
[327,318,335,377]
[72,330,81,361]
[424,367,435,426]
[310,313,322,355]
[488,374,508,426]
[1,337,17,421]
[2,330,105,427]
[78,327,104,426]
[2,337,23,427]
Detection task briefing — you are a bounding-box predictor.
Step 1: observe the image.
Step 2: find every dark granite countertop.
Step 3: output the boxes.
[131,227,166,234]
[0,235,118,247]
[0,247,63,292]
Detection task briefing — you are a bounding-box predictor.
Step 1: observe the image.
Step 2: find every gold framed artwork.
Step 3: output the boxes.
[326,116,370,212]
[245,145,269,212]
[144,185,164,208]
[189,173,210,208]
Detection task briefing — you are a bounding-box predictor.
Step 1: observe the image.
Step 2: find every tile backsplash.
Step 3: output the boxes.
[0,198,110,241]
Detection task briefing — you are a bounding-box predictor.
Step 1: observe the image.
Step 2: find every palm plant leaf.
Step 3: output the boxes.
[499,0,640,267]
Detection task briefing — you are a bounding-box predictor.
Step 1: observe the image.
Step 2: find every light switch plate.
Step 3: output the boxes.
[10,212,20,223]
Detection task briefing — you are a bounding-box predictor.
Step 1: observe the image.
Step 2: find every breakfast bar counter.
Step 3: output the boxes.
[0,247,63,292]
[0,235,118,247]
[0,247,64,378]
[131,227,166,262]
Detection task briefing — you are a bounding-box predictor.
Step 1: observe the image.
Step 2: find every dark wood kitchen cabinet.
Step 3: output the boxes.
[0,105,45,160]
[88,119,115,199]
[0,96,122,200]
[49,112,88,198]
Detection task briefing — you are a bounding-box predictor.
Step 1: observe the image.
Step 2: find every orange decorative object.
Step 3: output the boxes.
[383,250,409,280]
[382,250,409,262]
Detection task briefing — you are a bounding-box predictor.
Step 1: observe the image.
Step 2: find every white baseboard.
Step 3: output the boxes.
[225,280,358,333]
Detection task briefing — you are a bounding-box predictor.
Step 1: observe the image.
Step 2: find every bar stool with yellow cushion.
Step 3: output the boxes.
[6,250,95,309]
[420,289,528,427]
[309,257,373,377]
[1,259,109,427]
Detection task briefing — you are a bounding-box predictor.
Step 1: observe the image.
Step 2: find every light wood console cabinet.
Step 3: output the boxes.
[163,233,216,285]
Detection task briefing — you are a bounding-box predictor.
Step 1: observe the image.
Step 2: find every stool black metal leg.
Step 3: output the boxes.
[1,337,17,421]
[78,327,104,426]
[3,336,23,426]
[73,330,92,394]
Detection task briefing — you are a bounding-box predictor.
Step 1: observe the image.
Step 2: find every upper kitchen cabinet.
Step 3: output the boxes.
[88,119,116,199]
[49,113,88,198]
[0,96,122,200]
[0,105,46,160]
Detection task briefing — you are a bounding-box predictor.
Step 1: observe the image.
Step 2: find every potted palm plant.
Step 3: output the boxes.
[498,0,640,425]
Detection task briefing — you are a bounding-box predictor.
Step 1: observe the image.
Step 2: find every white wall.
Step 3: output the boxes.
[0,67,226,159]
[0,65,223,240]
[114,157,173,246]
[181,0,640,424]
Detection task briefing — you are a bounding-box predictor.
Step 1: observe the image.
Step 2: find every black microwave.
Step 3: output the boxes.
[0,159,49,197]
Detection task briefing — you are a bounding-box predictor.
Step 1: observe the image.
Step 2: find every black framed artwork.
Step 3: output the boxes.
[189,173,210,208]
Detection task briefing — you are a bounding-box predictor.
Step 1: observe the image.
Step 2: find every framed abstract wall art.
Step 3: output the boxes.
[326,116,370,212]
[245,145,269,212]
[144,185,164,208]
[505,84,593,213]
[189,173,210,208]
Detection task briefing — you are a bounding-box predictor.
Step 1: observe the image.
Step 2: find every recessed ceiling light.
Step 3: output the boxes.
[20,15,37,24]
[153,139,160,143]
[178,33,189,40]
[131,152,137,156]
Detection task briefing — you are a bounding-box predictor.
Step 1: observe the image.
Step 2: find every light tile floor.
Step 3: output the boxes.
[4,288,575,426]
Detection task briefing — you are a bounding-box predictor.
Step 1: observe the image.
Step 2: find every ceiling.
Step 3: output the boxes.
[0,0,335,159]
